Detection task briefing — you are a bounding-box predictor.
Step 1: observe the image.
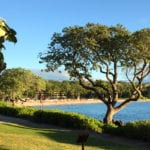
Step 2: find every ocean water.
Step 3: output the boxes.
[34,101,150,122]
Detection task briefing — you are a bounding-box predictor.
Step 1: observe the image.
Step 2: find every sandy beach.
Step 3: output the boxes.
[14,98,150,107]
[15,99,101,106]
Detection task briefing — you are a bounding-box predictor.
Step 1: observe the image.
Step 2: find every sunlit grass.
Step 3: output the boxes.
[0,122,140,150]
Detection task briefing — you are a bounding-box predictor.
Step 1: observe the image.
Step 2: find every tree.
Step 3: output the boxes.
[46,80,61,99]
[69,81,86,99]
[60,81,71,98]
[0,19,17,72]
[143,84,150,98]
[30,76,46,99]
[0,68,46,100]
[117,81,133,98]
[39,23,150,124]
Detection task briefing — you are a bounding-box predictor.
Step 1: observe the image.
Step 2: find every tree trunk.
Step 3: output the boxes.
[103,104,116,124]
[77,94,80,100]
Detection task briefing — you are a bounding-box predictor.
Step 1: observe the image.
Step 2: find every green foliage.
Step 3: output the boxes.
[103,123,124,136]
[0,69,149,100]
[0,52,6,72]
[0,68,46,99]
[0,102,103,133]
[17,106,37,120]
[40,23,129,76]
[123,121,150,142]
[103,120,150,143]
[118,81,133,98]
[0,19,17,50]
[0,102,19,117]
[0,102,37,120]
[0,19,17,73]
[0,102,150,142]
[130,28,150,62]
[33,110,103,132]
[46,80,88,99]
[142,84,150,98]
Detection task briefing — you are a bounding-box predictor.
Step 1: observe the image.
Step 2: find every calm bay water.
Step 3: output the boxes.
[34,101,150,122]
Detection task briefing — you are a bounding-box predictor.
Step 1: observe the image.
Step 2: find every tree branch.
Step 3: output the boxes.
[78,77,108,105]
[114,96,140,112]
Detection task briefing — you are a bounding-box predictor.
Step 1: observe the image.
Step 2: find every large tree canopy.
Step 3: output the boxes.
[40,23,150,124]
[0,19,17,49]
[0,19,17,72]
[0,68,46,100]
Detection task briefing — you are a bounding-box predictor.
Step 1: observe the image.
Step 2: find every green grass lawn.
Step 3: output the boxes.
[0,122,140,150]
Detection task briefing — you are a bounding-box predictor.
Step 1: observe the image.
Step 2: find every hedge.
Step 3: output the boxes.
[0,102,103,133]
[103,120,150,143]
[0,102,150,142]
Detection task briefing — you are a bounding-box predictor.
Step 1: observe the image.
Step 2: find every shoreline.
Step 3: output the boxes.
[15,98,150,107]
[16,99,101,106]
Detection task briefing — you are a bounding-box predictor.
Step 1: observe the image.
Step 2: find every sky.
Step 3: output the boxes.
[1,0,150,80]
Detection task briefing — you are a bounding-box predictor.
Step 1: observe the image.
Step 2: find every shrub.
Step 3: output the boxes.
[1,101,149,142]
[33,110,103,133]
[17,107,37,120]
[123,120,150,142]
[103,120,150,143]
[0,102,103,133]
[0,102,19,117]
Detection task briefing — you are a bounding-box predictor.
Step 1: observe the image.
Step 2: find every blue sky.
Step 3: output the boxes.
[1,0,150,80]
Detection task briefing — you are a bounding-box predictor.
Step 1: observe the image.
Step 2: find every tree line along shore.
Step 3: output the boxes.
[0,68,150,103]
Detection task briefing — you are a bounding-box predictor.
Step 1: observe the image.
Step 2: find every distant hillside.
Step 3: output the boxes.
[31,69,150,83]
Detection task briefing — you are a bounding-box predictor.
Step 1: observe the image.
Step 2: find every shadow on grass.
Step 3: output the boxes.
[0,122,59,131]
[0,145,9,150]
[37,130,137,150]
[1,122,139,150]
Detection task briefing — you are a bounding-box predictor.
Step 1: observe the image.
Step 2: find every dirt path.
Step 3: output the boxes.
[0,114,150,150]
